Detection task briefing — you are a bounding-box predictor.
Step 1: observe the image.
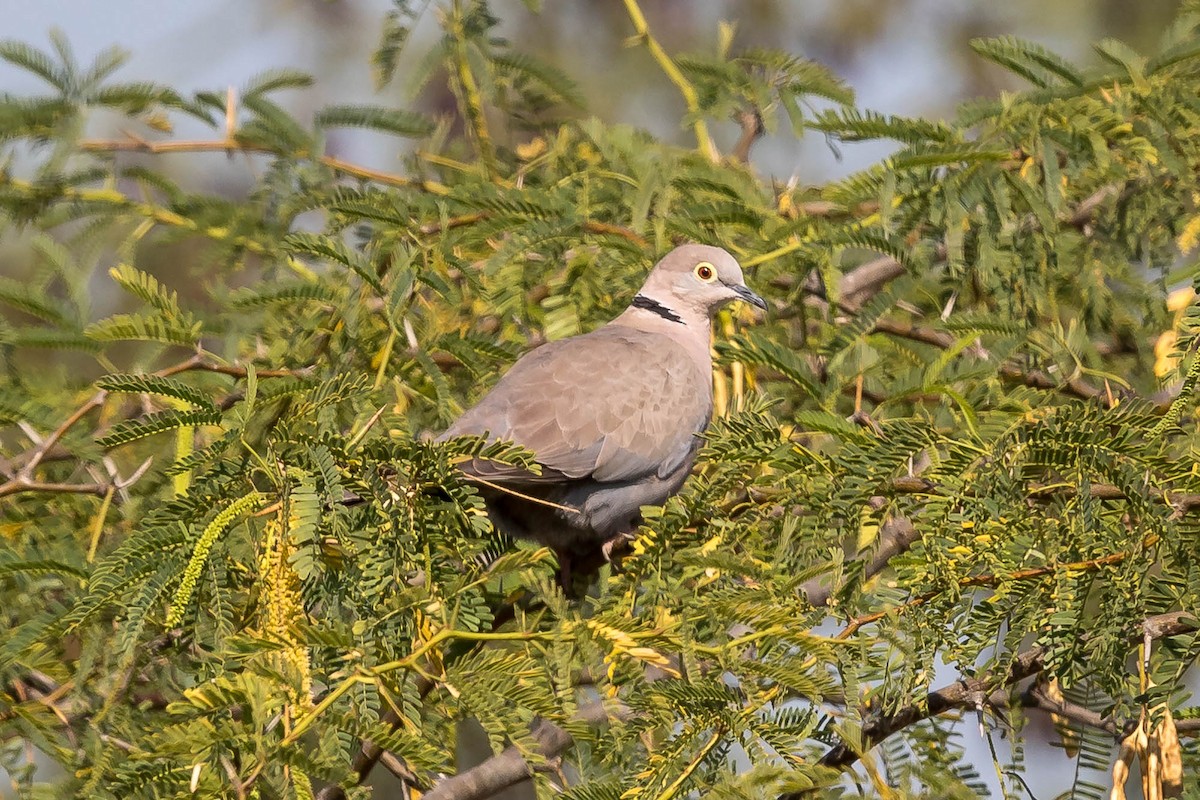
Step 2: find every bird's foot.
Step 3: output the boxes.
[601,531,637,562]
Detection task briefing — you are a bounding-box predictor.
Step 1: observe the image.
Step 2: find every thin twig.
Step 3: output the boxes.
[807,611,1199,775]
[621,0,719,163]
[836,548,1135,640]
[1,355,311,499]
[79,137,449,194]
[421,700,633,800]
[731,109,765,163]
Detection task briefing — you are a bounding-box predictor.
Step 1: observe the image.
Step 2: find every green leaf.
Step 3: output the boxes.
[107,263,185,318]
[490,52,585,108]
[716,334,821,401]
[243,68,315,97]
[96,408,223,449]
[970,36,1084,87]
[228,282,339,308]
[0,560,86,580]
[283,232,386,295]
[314,104,435,138]
[92,82,182,113]
[0,276,70,324]
[96,373,217,412]
[0,326,102,351]
[0,40,67,91]
[84,313,201,346]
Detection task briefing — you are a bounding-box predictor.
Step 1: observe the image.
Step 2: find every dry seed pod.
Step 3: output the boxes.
[1144,745,1161,800]
[1110,728,1136,800]
[1046,678,1080,758]
[1159,707,1183,798]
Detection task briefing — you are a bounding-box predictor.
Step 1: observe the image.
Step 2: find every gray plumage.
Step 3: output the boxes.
[438,244,765,571]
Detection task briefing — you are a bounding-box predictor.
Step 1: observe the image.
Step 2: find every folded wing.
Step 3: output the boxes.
[438,327,711,487]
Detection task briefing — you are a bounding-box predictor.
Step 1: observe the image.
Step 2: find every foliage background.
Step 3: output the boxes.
[5,1,1200,798]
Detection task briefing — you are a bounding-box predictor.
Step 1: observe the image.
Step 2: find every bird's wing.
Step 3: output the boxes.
[438,327,712,486]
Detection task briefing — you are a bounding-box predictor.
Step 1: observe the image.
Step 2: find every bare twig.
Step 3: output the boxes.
[884,475,1200,514]
[421,700,632,800]
[808,611,1199,774]
[731,108,765,164]
[1021,682,1116,735]
[1,355,310,499]
[1020,681,1200,739]
[803,517,921,607]
[17,391,107,478]
[80,137,449,194]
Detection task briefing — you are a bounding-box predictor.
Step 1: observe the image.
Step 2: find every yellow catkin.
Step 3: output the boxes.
[259,510,313,710]
[167,492,263,627]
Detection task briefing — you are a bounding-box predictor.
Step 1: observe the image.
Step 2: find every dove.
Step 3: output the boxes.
[438,244,766,582]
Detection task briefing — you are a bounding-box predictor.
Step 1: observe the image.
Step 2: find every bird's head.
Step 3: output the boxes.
[637,244,766,321]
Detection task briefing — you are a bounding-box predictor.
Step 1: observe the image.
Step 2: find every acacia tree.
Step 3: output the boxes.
[4,2,1200,798]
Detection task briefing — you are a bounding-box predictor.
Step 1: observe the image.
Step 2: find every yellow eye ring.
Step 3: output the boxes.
[694,262,716,282]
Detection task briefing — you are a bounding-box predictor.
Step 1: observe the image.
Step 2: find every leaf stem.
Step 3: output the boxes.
[621,0,719,163]
[448,0,499,179]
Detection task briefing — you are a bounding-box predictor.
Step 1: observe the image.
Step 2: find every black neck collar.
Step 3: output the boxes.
[631,294,684,324]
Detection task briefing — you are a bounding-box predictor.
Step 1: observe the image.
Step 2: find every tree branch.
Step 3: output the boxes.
[884,475,1200,515]
[1021,681,1116,735]
[803,516,921,608]
[620,0,720,163]
[0,355,311,498]
[422,700,632,800]
[871,318,1107,402]
[1020,681,1200,738]
[810,611,1199,775]
[731,109,765,164]
[79,137,449,194]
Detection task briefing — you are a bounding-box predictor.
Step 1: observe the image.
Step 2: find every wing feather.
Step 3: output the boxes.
[438,326,711,486]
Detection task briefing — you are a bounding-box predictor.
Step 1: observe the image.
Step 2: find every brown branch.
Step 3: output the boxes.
[16,391,107,478]
[0,480,111,499]
[79,137,449,194]
[1021,682,1117,735]
[731,108,765,164]
[840,255,910,306]
[581,221,649,247]
[836,547,1135,640]
[0,355,311,497]
[421,700,632,800]
[803,517,921,607]
[1021,681,1200,739]
[884,475,1200,514]
[415,213,647,247]
[811,611,1199,773]
[871,318,1106,402]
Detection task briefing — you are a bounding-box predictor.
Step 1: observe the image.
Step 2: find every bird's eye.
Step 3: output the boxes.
[694,262,716,282]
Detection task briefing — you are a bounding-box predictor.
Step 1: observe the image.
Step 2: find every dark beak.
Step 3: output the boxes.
[731,283,768,311]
